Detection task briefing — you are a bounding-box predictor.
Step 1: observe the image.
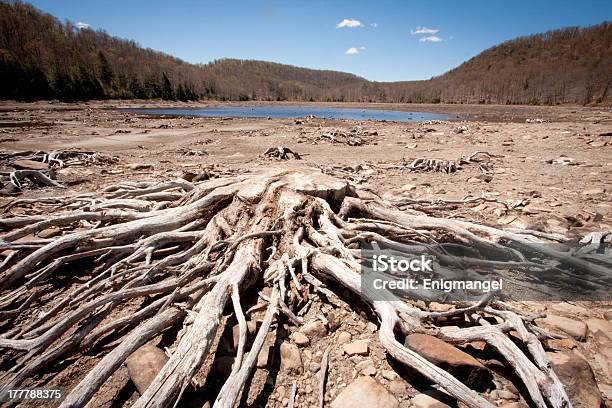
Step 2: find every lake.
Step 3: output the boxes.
[123,105,450,122]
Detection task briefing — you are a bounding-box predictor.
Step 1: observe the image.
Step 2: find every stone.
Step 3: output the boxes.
[428,302,453,312]
[402,184,417,191]
[232,320,258,349]
[300,319,327,339]
[491,389,519,401]
[256,332,275,368]
[361,365,376,376]
[585,318,612,339]
[604,310,612,321]
[404,334,492,390]
[125,344,169,394]
[538,315,587,341]
[337,331,352,345]
[582,188,605,195]
[550,302,588,315]
[547,338,576,350]
[499,403,529,408]
[387,379,406,395]
[355,360,373,372]
[410,393,450,408]
[366,322,377,333]
[37,227,61,239]
[381,369,399,381]
[290,331,310,346]
[12,159,48,171]
[343,340,369,356]
[127,163,154,170]
[547,351,603,408]
[330,376,398,408]
[280,342,302,373]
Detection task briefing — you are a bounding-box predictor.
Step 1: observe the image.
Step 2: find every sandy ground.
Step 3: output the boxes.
[0,100,611,407]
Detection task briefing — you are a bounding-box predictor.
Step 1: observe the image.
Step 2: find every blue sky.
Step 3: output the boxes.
[27,0,612,82]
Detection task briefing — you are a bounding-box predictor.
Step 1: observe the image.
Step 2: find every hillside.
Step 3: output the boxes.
[384,23,612,105]
[0,0,610,104]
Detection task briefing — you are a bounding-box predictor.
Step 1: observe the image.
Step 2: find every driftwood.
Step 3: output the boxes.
[407,151,501,173]
[1,149,118,194]
[0,167,593,407]
[262,147,302,160]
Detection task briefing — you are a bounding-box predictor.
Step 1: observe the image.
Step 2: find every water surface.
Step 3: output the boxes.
[123,105,449,122]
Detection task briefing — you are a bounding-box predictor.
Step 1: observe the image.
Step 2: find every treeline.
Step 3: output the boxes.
[0,0,610,105]
[0,0,203,101]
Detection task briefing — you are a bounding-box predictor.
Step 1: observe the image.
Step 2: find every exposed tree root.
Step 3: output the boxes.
[406,150,501,173]
[0,167,600,407]
[262,147,302,160]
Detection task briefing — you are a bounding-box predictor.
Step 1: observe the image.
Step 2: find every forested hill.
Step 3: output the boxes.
[1,0,610,105]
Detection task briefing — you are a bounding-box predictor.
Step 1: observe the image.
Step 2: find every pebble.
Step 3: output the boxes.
[343,340,369,356]
[381,370,399,381]
[337,331,352,345]
[280,342,302,373]
[410,393,450,408]
[290,331,310,346]
[301,319,328,339]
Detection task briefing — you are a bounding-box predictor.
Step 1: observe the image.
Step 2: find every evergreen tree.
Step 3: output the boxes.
[161,73,175,100]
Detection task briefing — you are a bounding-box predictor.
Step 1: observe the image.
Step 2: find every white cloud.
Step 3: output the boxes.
[336,19,363,28]
[76,21,90,29]
[419,35,444,42]
[370,22,378,28]
[346,46,366,55]
[411,26,439,35]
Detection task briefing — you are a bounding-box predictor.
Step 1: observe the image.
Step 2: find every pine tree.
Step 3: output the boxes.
[161,73,175,100]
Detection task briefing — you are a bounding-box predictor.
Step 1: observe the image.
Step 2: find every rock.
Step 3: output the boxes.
[538,315,587,341]
[366,322,377,333]
[604,310,612,321]
[127,163,153,170]
[499,403,529,408]
[361,365,376,376]
[401,184,417,191]
[232,320,257,349]
[586,318,612,339]
[547,338,576,350]
[327,311,341,331]
[337,331,352,345]
[12,159,48,170]
[404,334,493,390]
[300,319,327,339]
[381,369,399,381]
[582,188,604,195]
[125,345,169,394]
[468,174,493,183]
[428,302,453,312]
[547,351,603,408]
[355,360,373,371]
[410,393,450,408]
[387,379,406,395]
[343,340,369,356]
[280,342,302,373]
[257,332,275,368]
[291,331,310,346]
[330,376,398,408]
[491,389,519,401]
[37,227,61,239]
[215,356,235,377]
[551,302,588,315]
